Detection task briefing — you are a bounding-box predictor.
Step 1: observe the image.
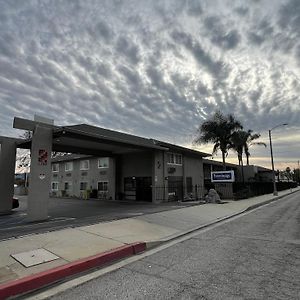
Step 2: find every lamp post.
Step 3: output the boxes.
[269,123,288,196]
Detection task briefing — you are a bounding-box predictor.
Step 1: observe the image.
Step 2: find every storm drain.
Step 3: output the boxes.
[11,248,59,267]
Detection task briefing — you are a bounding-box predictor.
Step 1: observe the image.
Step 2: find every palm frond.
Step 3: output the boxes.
[250,142,267,147]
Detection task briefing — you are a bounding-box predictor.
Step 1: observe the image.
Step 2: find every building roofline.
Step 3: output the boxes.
[202,158,238,167]
[53,125,169,152]
[14,117,211,156]
[51,154,92,163]
[152,140,210,157]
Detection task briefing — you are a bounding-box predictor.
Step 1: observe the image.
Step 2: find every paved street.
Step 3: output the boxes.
[50,192,300,300]
[0,196,198,241]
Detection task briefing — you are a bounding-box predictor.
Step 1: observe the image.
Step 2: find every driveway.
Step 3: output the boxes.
[0,196,200,241]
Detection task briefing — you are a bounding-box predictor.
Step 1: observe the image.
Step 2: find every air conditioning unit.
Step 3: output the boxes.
[168,167,176,174]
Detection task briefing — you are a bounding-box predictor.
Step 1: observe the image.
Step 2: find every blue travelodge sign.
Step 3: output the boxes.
[211,170,235,182]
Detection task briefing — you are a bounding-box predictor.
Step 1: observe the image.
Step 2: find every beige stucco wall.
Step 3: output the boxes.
[51,157,115,199]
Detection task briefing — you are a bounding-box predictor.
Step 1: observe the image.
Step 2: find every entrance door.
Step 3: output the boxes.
[124,177,152,202]
[136,177,152,202]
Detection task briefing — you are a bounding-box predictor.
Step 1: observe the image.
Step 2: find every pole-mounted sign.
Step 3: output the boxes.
[211,170,235,182]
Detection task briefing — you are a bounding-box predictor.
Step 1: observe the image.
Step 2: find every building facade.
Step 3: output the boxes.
[51,155,115,200]
[51,142,208,203]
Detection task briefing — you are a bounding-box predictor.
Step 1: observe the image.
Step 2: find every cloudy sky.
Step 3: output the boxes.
[1,0,299,169]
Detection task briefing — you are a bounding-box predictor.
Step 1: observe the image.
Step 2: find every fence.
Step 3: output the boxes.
[203,181,298,200]
[232,181,297,199]
[154,184,205,202]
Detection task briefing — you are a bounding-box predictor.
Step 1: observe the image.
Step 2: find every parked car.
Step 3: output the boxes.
[12,197,19,209]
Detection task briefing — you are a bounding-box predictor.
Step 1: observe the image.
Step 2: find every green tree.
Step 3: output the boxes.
[292,168,300,183]
[285,167,291,182]
[194,111,243,170]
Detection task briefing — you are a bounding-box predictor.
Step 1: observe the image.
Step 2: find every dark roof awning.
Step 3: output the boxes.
[15,118,168,156]
[14,117,210,158]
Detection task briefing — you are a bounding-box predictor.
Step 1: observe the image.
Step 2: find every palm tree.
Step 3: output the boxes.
[19,130,32,140]
[194,111,243,170]
[230,130,251,183]
[230,130,247,166]
[230,130,267,166]
[244,131,266,165]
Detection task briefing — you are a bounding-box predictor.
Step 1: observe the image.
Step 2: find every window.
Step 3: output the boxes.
[80,160,89,170]
[64,182,72,191]
[80,182,88,191]
[65,161,73,172]
[98,157,109,168]
[167,153,174,164]
[51,182,59,191]
[98,181,108,191]
[52,163,59,172]
[167,153,182,165]
[175,154,182,165]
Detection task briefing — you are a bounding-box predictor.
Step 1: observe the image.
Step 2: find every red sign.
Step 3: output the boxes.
[38,149,48,165]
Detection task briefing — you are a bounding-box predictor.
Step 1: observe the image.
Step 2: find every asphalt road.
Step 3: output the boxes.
[50,192,300,300]
[0,196,198,241]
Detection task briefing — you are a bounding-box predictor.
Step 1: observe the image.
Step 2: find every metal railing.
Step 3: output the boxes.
[154,184,204,202]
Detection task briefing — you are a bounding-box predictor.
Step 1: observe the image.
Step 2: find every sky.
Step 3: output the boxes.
[0,0,299,170]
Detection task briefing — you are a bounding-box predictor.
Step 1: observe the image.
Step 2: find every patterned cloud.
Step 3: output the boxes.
[0,0,299,169]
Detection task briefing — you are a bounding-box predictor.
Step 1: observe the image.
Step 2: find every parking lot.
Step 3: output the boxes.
[0,196,198,241]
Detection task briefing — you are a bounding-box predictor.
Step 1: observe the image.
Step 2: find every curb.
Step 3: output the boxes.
[0,242,146,299]
[244,188,299,212]
[147,189,300,249]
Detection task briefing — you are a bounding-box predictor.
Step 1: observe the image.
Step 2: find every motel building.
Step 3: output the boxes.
[0,116,210,222]
[49,136,210,203]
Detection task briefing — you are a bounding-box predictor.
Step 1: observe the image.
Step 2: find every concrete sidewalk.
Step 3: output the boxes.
[0,188,299,297]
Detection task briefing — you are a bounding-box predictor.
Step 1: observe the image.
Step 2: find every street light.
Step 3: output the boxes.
[269,123,288,196]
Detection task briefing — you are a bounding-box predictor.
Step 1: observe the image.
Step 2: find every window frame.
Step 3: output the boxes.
[79,181,89,191]
[167,152,182,166]
[80,160,90,171]
[51,182,59,191]
[97,181,109,192]
[64,181,72,191]
[175,154,182,165]
[52,163,59,172]
[98,157,109,169]
[65,161,73,172]
[167,153,174,164]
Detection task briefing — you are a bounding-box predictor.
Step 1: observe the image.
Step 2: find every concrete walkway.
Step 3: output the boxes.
[0,188,299,287]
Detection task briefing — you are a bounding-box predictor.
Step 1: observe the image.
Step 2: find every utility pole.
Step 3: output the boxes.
[297,159,300,184]
[269,130,277,196]
[268,123,288,196]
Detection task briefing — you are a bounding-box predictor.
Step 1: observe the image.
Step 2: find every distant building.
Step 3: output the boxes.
[202,159,273,198]
[242,165,273,182]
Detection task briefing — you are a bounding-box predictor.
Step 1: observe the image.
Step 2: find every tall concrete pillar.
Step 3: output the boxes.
[0,138,17,214]
[27,125,52,221]
[108,157,116,200]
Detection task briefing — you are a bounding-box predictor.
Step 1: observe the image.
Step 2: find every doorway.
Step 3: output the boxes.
[124,177,152,202]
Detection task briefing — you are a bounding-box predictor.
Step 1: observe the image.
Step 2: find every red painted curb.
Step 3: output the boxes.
[0,242,146,299]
